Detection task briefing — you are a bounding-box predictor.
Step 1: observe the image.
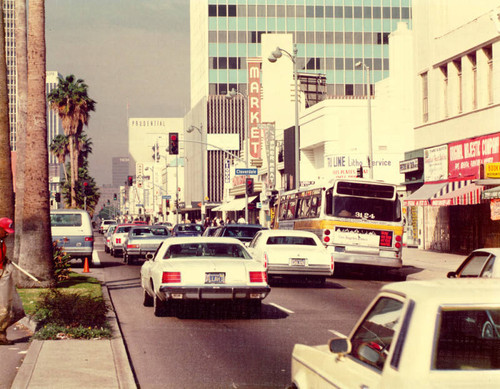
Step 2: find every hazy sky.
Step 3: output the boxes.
[46,0,191,185]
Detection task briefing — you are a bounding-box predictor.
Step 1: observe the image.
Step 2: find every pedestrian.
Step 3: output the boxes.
[0,218,25,345]
[237,214,246,224]
[204,217,211,229]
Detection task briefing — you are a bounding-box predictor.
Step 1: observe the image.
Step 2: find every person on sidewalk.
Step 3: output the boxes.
[0,217,25,345]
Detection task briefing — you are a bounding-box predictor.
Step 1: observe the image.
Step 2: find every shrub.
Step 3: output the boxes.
[33,289,110,329]
[52,242,72,282]
[33,324,112,340]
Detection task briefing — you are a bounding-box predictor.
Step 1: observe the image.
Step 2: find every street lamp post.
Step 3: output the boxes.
[187,124,205,222]
[268,43,300,189]
[226,89,249,223]
[355,61,374,179]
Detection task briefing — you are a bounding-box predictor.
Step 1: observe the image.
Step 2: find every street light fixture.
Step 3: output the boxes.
[355,61,374,179]
[268,43,300,189]
[225,88,249,223]
[187,124,205,222]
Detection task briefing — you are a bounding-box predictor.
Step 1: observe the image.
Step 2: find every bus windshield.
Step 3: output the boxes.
[331,196,401,222]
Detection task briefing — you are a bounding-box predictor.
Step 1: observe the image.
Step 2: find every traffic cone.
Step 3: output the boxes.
[83,257,90,273]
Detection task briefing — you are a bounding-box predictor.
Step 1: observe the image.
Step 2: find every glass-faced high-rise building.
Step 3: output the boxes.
[191,0,412,107]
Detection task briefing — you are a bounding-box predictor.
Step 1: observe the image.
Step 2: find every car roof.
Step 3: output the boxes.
[51,209,90,214]
[222,224,263,228]
[162,237,245,245]
[470,248,500,256]
[256,229,318,237]
[382,278,500,305]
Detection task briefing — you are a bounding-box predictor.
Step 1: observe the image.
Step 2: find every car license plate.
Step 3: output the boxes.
[290,258,306,266]
[205,272,225,284]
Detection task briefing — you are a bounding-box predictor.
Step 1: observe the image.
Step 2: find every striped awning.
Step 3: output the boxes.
[403,182,448,206]
[431,183,483,206]
[482,185,500,200]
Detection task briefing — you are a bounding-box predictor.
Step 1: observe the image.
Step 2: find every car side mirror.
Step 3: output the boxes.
[145,253,154,261]
[447,271,457,278]
[329,337,351,355]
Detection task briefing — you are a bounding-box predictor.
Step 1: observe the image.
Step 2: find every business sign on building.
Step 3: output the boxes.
[399,158,422,174]
[325,153,395,179]
[263,123,276,189]
[136,163,144,188]
[448,133,500,180]
[248,58,262,160]
[485,162,500,178]
[424,145,448,182]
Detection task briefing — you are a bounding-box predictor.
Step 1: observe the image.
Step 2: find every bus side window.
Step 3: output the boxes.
[325,188,333,216]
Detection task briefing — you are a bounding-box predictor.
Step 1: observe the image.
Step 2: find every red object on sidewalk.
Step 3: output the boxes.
[83,258,90,273]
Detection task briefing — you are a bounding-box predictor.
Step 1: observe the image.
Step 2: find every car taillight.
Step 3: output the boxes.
[249,271,266,283]
[263,253,268,269]
[85,237,93,242]
[162,272,181,283]
[127,244,139,249]
[324,236,330,243]
[323,229,331,243]
[331,254,334,271]
[116,238,121,244]
[395,235,402,242]
[324,229,331,235]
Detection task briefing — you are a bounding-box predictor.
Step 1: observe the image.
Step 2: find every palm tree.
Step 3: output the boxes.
[0,0,14,224]
[49,134,69,181]
[77,132,93,166]
[17,0,54,287]
[47,75,96,208]
[13,0,28,265]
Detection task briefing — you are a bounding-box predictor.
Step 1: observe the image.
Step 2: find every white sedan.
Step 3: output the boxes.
[447,248,500,278]
[140,237,271,316]
[247,229,334,284]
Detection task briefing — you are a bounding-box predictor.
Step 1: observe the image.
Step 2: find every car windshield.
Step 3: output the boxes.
[266,236,317,246]
[176,224,202,232]
[51,214,83,227]
[223,227,260,238]
[163,243,251,259]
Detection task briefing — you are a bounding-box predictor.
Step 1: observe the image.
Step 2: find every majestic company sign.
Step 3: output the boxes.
[248,58,262,160]
[448,132,500,180]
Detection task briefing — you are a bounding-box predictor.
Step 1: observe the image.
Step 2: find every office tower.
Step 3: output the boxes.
[112,157,130,187]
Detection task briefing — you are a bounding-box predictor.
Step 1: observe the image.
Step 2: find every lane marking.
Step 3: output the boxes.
[269,302,294,314]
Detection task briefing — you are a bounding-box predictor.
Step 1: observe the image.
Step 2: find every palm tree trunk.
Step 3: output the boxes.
[69,134,76,207]
[18,0,54,287]
[0,0,15,258]
[13,0,28,268]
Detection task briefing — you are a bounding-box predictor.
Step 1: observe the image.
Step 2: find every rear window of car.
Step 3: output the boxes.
[222,227,260,238]
[116,226,132,233]
[151,227,169,236]
[51,214,82,227]
[434,308,500,370]
[177,225,202,232]
[132,228,152,236]
[163,243,251,259]
[266,236,317,246]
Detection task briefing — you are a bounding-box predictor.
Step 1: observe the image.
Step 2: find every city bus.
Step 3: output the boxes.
[274,178,404,270]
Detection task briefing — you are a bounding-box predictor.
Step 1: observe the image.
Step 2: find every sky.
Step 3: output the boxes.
[46,0,191,186]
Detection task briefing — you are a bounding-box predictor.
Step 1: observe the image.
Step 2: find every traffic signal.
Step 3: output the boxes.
[356,166,364,178]
[246,178,254,195]
[169,132,179,155]
[127,176,133,186]
[152,142,160,162]
[113,193,117,201]
[55,193,61,202]
[166,199,170,208]
[82,180,91,196]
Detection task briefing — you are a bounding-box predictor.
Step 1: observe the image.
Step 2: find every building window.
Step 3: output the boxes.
[468,53,477,110]
[454,59,462,114]
[484,46,493,105]
[209,5,216,17]
[218,5,226,17]
[346,84,354,96]
[440,65,448,118]
[421,72,429,123]
[228,5,236,17]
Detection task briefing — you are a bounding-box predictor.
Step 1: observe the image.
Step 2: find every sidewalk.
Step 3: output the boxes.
[7,247,466,388]
[10,265,137,389]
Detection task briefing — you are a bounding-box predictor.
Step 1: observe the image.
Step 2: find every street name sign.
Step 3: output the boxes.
[235,168,258,175]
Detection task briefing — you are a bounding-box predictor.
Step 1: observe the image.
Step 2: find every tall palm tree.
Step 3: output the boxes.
[47,75,96,208]
[49,134,69,182]
[0,0,14,225]
[77,132,93,166]
[17,0,54,287]
[14,0,29,265]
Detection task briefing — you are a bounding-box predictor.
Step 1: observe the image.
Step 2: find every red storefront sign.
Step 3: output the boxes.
[248,59,262,159]
[448,133,500,179]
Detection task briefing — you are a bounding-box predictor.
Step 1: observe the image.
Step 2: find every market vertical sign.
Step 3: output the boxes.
[248,58,262,159]
[448,133,500,179]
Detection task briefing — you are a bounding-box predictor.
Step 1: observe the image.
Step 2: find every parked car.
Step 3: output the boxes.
[447,248,500,278]
[247,229,334,284]
[99,219,117,234]
[172,223,203,237]
[122,225,171,265]
[104,224,117,253]
[51,209,94,263]
[109,224,135,257]
[202,226,218,237]
[290,278,500,389]
[140,237,271,316]
[213,223,266,244]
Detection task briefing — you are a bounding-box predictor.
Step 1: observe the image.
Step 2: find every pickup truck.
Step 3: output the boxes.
[290,278,500,389]
[122,225,170,265]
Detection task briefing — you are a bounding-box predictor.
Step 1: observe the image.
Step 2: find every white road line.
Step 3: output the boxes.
[269,302,294,314]
[92,250,101,266]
